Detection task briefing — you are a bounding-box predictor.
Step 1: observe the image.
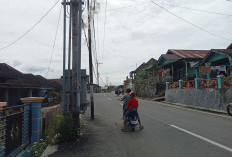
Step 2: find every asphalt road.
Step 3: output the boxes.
[43,92,232,157]
[87,92,232,157]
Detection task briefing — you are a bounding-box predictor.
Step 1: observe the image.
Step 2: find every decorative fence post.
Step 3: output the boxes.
[195,78,199,89]
[217,76,223,89]
[179,80,182,89]
[166,82,169,90]
[20,97,44,143]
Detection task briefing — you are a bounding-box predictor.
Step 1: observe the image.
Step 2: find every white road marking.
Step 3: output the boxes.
[170,125,232,153]
[108,98,112,101]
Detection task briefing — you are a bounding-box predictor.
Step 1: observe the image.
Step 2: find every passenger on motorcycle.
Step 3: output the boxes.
[122,91,143,131]
[119,88,131,118]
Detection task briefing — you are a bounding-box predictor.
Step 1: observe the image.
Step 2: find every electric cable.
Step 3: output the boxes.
[154,1,232,16]
[92,13,98,67]
[149,0,232,41]
[83,21,89,48]
[102,0,108,62]
[99,74,106,85]
[46,5,62,78]
[92,65,98,82]
[97,13,100,63]
[0,0,61,52]
[66,0,70,18]
[82,17,98,83]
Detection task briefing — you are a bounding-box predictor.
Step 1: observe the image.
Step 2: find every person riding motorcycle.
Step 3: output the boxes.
[119,88,131,118]
[122,91,143,131]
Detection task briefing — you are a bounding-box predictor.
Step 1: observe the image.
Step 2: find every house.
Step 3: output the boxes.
[199,49,232,78]
[227,43,232,49]
[123,76,133,90]
[130,58,158,80]
[157,49,209,81]
[0,63,24,104]
[0,63,61,106]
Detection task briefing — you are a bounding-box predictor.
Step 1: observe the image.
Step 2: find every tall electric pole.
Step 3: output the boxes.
[62,0,67,113]
[71,0,82,129]
[97,61,103,92]
[87,0,95,120]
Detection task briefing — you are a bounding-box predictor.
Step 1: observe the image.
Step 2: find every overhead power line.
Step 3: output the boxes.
[0,0,60,52]
[154,1,232,16]
[46,5,62,78]
[92,10,98,67]
[102,0,108,62]
[83,18,98,83]
[149,0,232,42]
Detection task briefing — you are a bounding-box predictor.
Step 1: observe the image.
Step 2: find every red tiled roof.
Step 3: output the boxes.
[163,54,180,60]
[170,49,209,59]
[0,63,23,78]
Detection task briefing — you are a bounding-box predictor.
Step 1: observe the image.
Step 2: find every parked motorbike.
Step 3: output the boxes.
[126,110,138,131]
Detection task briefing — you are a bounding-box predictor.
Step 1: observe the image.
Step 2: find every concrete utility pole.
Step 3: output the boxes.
[62,0,67,113]
[67,1,72,112]
[87,0,95,120]
[71,0,82,129]
[97,61,102,92]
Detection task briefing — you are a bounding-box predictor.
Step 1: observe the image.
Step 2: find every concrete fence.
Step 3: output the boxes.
[165,76,232,111]
[166,76,232,90]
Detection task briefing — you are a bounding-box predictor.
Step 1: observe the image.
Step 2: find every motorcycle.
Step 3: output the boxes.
[126,110,138,131]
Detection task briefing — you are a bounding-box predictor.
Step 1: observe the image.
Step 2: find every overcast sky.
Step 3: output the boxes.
[0,0,232,86]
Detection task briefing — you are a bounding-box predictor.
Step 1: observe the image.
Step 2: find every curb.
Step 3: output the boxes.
[138,96,230,116]
[158,101,228,115]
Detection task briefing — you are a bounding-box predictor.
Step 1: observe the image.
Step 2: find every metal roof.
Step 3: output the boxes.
[169,49,209,59]
[163,54,180,60]
[211,49,232,57]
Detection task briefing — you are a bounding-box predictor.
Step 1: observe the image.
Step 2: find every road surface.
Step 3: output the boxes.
[43,92,232,157]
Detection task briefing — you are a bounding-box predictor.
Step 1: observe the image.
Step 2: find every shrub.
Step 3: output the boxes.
[31,139,47,157]
[54,113,77,142]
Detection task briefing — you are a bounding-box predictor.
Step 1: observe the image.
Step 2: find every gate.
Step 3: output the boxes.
[0,104,32,157]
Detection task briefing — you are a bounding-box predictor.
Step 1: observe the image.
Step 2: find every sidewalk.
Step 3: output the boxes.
[42,112,125,157]
[41,114,89,157]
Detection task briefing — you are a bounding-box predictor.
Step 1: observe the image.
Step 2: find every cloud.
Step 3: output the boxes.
[0,0,232,86]
[22,66,47,74]
[12,60,22,67]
